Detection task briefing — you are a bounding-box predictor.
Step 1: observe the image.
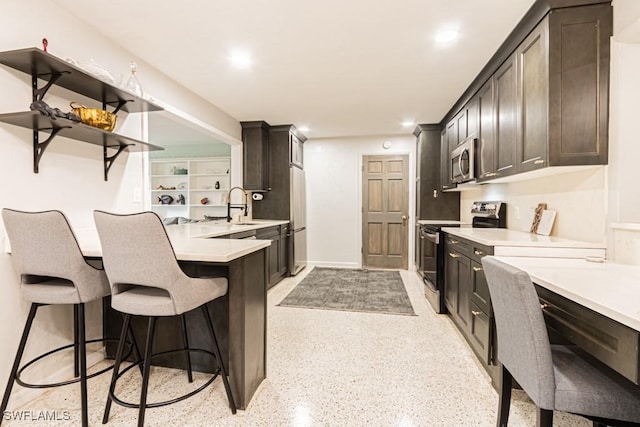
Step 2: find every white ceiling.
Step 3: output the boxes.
[56,0,535,139]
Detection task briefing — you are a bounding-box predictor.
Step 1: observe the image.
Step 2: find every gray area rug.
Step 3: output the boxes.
[278,267,416,316]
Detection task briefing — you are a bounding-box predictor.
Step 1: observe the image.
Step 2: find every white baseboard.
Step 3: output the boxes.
[7,350,105,411]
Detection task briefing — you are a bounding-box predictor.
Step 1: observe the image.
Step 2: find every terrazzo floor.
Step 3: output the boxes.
[5,267,591,426]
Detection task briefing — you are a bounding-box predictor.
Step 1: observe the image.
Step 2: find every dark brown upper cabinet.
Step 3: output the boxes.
[494,53,518,178]
[414,125,460,219]
[477,79,496,181]
[441,0,612,186]
[517,21,548,173]
[548,4,611,166]
[241,121,270,191]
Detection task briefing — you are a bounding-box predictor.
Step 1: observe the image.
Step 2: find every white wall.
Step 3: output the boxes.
[305,135,415,269]
[0,0,240,408]
[606,0,640,264]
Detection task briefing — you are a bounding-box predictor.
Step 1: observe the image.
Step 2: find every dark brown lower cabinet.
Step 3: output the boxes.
[256,224,289,289]
[445,234,498,384]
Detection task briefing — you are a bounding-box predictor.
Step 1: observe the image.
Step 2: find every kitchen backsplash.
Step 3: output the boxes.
[460,166,607,243]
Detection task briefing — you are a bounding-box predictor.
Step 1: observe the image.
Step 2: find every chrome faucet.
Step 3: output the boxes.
[225,186,248,222]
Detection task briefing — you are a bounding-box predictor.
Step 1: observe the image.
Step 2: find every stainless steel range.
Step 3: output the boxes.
[419,201,506,313]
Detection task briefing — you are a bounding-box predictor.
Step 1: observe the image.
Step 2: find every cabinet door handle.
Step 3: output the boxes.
[450,240,459,244]
[540,303,550,310]
[448,252,459,258]
[474,250,484,256]
[534,159,545,165]
[473,266,483,272]
[472,310,482,316]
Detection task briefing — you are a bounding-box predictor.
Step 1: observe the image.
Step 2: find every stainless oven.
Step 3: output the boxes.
[451,137,476,183]
[419,223,450,314]
[420,226,438,293]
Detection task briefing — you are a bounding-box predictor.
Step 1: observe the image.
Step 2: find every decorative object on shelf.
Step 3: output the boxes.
[158,194,174,205]
[79,58,116,85]
[530,203,547,233]
[70,102,117,131]
[176,194,186,205]
[42,38,48,53]
[215,181,220,189]
[200,197,209,205]
[0,48,163,182]
[124,61,143,98]
[29,100,81,122]
[177,182,187,189]
[156,185,176,190]
[536,209,557,236]
[171,166,188,175]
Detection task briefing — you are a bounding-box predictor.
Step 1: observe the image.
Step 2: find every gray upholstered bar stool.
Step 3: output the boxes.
[482,256,640,427]
[1,209,114,427]
[93,210,235,427]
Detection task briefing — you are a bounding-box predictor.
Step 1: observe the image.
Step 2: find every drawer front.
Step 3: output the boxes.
[536,285,640,385]
[470,242,493,263]
[445,235,471,257]
[256,226,279,240]
[470,260,491,313]
[470,302,492,365]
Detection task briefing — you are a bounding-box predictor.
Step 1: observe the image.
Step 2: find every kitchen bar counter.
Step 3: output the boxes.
[71,225,271,262]
[495,256,640,332]
[442,227,606,258]
[3,221,273,410]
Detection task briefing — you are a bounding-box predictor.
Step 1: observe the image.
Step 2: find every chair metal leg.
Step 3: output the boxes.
[202,305,236,414]
[138,317,157,427]
[77,304,88,427]
[536,407,553,427]
[103,314,132,424]
[73,304,80,378]
[181,314,193,383]
[497,364,512,427]
[126,321,144,376]
[0,303,39,425]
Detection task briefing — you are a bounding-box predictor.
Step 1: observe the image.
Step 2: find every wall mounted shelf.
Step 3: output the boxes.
[0,111,162,180]
[0,47,164,180]
[0,48,162,113]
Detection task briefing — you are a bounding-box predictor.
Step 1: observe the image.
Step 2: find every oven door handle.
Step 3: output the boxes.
[421,231,439,244]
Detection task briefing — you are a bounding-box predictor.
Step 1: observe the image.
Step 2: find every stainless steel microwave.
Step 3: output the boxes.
[451,137,476,183]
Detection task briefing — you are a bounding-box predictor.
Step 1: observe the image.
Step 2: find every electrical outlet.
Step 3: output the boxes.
[133,187,142,203]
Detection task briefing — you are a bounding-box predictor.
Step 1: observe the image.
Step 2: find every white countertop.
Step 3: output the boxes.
[4,221,284,263]
[442,227,606,258]
[441,227,604,248]
[167,219,289,238]
[494,256,640,332]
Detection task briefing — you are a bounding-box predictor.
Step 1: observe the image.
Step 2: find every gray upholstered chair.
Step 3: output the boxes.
[93,210,235,426]
[481,256,640,427]
[1,209,113,427]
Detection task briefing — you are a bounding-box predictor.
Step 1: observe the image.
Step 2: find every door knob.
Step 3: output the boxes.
[402,215,408,222]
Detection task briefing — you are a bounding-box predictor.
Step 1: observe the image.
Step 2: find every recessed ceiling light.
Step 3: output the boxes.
[228,50,253,69]
[434,26,460,46]
[402,121,415,128]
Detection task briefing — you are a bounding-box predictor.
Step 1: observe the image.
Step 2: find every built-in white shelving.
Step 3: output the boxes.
[150,157,231,220]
